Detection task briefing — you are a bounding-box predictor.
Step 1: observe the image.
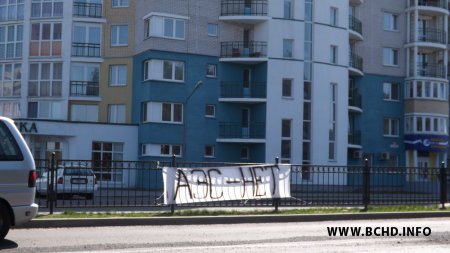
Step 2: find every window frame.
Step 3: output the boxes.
[283,39,293,58]
[206,64,217,78]
[282,78,293,98]
[204,145,215,158]
[111,24,128,47]
[205,104,216,118]
[107,104,126,124]
[383,118,399,137]
[330,7,338,26]
[207,23,218,37]
[144,59,185,82]
[383,82,400,101]
[112,0,129,8]
[383,12,399,32]
[109,64,127,86]
[382,47,399,67]
[330,45,338,64]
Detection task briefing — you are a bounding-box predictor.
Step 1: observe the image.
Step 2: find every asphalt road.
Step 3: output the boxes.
[2,218,450,252]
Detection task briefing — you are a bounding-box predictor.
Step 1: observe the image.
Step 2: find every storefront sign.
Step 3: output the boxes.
[163,165,291,205]
[404,135,448,152]
[14,121,38,134]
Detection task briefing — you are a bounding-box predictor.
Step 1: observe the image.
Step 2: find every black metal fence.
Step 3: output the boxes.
[34,158,449,212]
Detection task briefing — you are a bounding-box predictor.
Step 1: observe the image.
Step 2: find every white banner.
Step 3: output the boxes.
[163,164,290,205]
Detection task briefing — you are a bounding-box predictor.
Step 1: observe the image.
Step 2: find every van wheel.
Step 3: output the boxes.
[0,203,11,240]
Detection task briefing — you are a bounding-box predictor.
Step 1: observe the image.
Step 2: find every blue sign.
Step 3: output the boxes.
[404,134,449,152]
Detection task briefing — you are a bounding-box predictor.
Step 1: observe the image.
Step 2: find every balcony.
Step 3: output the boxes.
[217,122,266,143]
[73,2,102,18]
[348,130,362,148]
[349,15,363,41]
[408,0,449,14]
[220,41,267,63]
[410,28,447,46]
[349,52,364,76]
[70,81,99,97]
[349,93,363,113]
[411,62,446,78]
[220,82,266,103]
[220,0,268,24]
[72,43,101,57]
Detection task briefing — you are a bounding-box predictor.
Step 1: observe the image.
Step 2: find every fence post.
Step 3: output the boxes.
[170,154,176,215]
[440,161,447,209]
[273,157,280,212]
[49,152,56,215]
[362,158,370,212]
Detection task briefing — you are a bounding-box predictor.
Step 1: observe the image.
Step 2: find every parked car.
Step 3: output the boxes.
[0,117,38,240]
[37,165,98,199]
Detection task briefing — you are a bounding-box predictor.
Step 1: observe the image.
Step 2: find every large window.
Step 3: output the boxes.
[29,62,62,97]
[109,65,127,86]
[383,118,399,137]
[0,101,20,118]
[144,14,186,40]
[71,63,99,96]
[142,143,182,157]
[383,12,398,31]
[72,24,101,57]
[142,102,183,124]
[383,48,399,66]
[108,104,125,123]
[70,104,98,122]
[0,63,21,97]
[92,142,124,182]
[383,82,399,101]
[0,24,22,59]
[0,0,24,21]
[27,101,63,119]
[111,25,128,46]
[31,0,63,18]
[144,59,184,82]
[405,115,447,135]
[30,22,62,57]
[405,80,447,100]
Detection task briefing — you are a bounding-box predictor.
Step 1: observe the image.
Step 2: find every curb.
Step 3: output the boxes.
[16,211,450,229]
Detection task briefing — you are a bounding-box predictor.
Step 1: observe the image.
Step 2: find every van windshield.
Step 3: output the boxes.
[0,121,23,161]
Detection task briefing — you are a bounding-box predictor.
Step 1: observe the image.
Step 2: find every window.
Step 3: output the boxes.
[30,23,62,57]
[0,63,21,97]
[207,23,218,36]
[72,24,101,57]
[144,59,184,82]
[92,142,124,182]
[0,0,24,21]
[241,146,250,160]
[111,25,128,46]
[206,64,217,77]
[29,62,62,97]
[383,118,399,137]
[108,104,125,123]
[70,104,98,122]
[31,0,63,18]
[109,65,127,86]
[329,84,337,160]
[0,101,20,118]
[144,14,186,40]
[0,24,23,59]
[204,145,215,158]
[405,80,447,100]
[112,0,128,7]
[383,48,399,66]
[141,143,182,157]
[284,0,293,19]
[383,82,399,101]
[282,78,293,97]
[205,104,215,118]
[0,120,22,161]
[330,7,338,26]
[70,64,99,96]
[142,102,183,124]
[27,101,63,119]
[281,119,292,163]
[330,45,338,64]
[283,39,293,58]
[405,115,448,134]
[383,12,398,31]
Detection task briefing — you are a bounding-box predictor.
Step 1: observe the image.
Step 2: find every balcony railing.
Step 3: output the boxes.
[220,41,267,58]
[73,2,102,18]
[410,0,447,9]
[349,15,362,36]
[72,43,101,57]
[220,0,268,16]
[349,52,363,72]
[412,62,446,78]
[220,82,267,99]
[70,81,99,97]
[349,93,362,109]
[219,122,265,139]
[348,130,362,146]
[412,28,447,44]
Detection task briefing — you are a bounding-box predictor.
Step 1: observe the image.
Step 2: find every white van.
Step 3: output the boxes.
[0,117,38,240]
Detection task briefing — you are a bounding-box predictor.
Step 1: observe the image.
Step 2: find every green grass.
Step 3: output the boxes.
[35,205,449,219]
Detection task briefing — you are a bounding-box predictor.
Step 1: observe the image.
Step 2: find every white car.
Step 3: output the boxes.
[37,165,98,199]
[0,117,38,240]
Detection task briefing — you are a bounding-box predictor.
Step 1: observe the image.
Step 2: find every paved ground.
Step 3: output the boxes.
[2,217,450,252]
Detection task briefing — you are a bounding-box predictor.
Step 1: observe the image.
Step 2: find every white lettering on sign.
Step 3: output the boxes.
[163,165,291,205]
